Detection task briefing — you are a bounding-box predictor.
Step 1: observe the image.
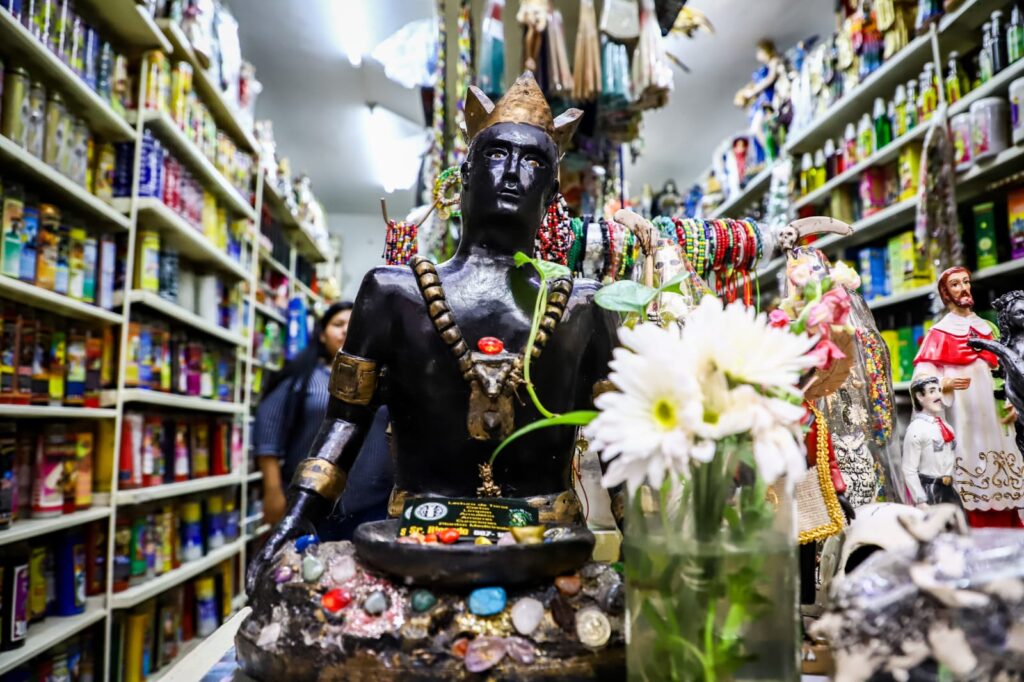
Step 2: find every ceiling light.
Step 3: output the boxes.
[365,105,428,194]
[331,1,369,67]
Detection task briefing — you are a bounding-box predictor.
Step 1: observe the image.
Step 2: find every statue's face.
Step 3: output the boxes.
[915,381,944,416]
[1009,300,1024,330]
[943,271,973,310]
[461,123,559,230]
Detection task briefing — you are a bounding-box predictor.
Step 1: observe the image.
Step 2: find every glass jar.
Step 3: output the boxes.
[624,438,799,682]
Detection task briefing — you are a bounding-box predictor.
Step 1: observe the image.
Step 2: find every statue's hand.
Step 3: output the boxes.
[1003,403,1019,426]
[246,490,323,593]
[941,376,971,392]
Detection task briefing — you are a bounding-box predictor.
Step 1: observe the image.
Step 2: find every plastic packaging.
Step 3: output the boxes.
[951,112,973,170]
[970,96,1010,161]
[1011,77,1024,144]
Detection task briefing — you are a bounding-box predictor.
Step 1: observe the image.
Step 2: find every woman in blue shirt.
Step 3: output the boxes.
[254,301,393,539]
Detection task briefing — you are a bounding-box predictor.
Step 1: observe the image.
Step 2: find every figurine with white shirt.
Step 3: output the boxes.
[903,375,963,509]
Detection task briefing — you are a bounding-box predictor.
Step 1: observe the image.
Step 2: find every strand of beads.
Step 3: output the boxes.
[434,167,462,221]
[384,220,419,265]
[535,195,575,265]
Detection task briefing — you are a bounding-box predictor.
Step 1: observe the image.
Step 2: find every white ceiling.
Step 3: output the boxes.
[234,0,836,217]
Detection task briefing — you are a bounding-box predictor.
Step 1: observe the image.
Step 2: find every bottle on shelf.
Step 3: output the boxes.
[824,138,838,179]
[894,84,908,137]
[920,64,937,121]
[1009,5,1024,65]
[0,541,30,651]
[857,113,874,160]
[873,97,892,149]
[906,79,919,130]
[992,10,1009,75]
[980,22,995,83]
[844,122,858,169]
[945,51,968,105]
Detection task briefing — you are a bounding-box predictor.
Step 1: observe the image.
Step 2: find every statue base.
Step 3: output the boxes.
[236,540,625,681]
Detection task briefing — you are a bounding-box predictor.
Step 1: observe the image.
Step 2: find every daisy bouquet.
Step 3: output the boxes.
[587,297,818,682]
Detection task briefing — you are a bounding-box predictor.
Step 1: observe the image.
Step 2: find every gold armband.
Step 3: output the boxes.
[329,351,378,405]
[292,458,348,500]
[592,379,616,401]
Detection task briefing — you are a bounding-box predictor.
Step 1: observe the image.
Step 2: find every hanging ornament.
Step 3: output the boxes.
[450,0,473,168]
[478,0,506,97]
[433,167,462,221]
[573,0,601,101]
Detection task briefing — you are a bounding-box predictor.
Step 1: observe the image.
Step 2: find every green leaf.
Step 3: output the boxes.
[513,251,570,281]
[489,411,598,464]
[655,272,690,296]
[536,260,571,281]
[594,280,659,313]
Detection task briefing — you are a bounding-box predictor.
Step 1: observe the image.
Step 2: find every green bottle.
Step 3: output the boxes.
[1008,5,1024,64]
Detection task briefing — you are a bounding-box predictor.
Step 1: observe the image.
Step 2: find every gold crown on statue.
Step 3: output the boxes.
[464,71,583,155]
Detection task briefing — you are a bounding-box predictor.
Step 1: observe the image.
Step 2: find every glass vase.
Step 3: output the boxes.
[623,440,799,682]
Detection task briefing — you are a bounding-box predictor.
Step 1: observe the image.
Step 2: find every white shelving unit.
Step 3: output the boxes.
[0,598,107,676]
[0,5,335,677]
[708,164,774,220]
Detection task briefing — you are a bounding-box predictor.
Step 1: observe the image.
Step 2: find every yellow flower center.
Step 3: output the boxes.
[652,398,678,430]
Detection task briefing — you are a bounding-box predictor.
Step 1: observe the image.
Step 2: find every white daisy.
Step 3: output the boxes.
[684,297,816,393]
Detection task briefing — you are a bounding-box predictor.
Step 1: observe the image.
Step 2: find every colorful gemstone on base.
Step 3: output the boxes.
[468,587,507,616]
[477,337,504,354]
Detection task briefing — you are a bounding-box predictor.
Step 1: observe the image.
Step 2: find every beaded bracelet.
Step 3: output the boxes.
[599,218,610,280]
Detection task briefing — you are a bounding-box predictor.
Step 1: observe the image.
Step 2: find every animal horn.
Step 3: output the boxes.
[788,216,853,241]
[464,86,495,142]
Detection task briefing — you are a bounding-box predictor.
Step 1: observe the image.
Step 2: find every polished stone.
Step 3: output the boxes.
[294,534,318,553]
[555,574,582,596]
[411,589,437,613]
[468,587,507,616]
[464,636,508,673]
[511,597,544,636]
[363,590,389,615]
[301,555,324,582]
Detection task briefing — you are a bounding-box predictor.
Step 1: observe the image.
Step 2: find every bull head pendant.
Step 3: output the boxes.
[466,351,522,441]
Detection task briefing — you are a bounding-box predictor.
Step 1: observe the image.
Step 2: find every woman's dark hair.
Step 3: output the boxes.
[260,300,354,400]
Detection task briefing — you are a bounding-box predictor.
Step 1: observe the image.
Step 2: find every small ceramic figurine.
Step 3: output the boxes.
[913,268,1024,528]
[969,290,1024,454]
[903,375,962,509]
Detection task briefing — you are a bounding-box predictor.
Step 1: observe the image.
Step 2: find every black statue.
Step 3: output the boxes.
[249,73,619,588]
[969,290,1024,454]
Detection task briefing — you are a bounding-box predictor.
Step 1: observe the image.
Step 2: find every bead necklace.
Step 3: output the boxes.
[384,220,419,265]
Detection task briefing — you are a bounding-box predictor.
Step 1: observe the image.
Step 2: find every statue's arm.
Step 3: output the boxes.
[248,269,392,589]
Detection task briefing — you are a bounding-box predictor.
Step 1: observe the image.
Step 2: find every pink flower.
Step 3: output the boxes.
[768,309,791,329]
[805,287,853,335]
[807,338,847,369]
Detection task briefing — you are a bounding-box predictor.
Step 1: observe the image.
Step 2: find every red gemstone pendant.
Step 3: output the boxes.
[477,337,504,355]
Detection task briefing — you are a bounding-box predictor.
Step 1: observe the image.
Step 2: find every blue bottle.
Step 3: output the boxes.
[286,296,308,361]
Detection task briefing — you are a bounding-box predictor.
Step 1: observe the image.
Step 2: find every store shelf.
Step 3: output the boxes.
[973,257,1024,281]
[111,539,243,609]
[709,164,773,220]
[866,283,935,310]
[254,301,286,325]
[0,274,124,324]
[116,474,243,506]
[815,197,918,255]
[949,55,1024,119]
[291,222,330,264]
[259,249,290,278]
[128,290,247,346]
[157,19,259,154]
[793,123,930,210]
[294,279,324,306]
[785,32,933,154]
[247,471,263,483]
[0,136,132,230]
[247,523,270,540]
[251,357,283,372]
[261,177,300,230]
[0,10,134,141]
[956,144,1024,198]
[80,0,173,51]
[0,507,111,548]
[150,637,204,682]
[0,597,106,676]
[893,381,911,392]
[112,389,246,414]
[129,110,256,220]
[0,404,117,419]
[938,0,1012,49]
[119,198,250,280]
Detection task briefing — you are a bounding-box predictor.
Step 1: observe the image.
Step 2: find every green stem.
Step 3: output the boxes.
[703,603,718,682]
[523,278,555,418]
